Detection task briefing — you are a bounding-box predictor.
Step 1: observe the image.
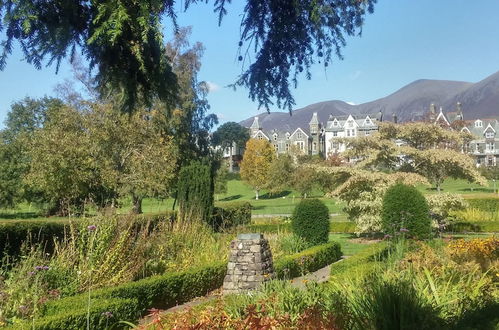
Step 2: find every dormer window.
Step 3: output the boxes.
[286,132,290,140]
[348,121,354,128]
[475,120,483,128]
[333,120,338,127]
[273,133,278,141]
[486,131,494,139]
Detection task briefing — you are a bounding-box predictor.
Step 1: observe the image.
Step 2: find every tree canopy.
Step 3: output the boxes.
[0,0,376,112]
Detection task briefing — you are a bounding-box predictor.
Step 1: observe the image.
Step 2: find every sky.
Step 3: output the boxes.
[1,0,499,128]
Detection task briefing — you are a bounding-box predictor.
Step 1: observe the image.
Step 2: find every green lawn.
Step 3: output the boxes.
[1,178,497,220]
[329,233,373,256]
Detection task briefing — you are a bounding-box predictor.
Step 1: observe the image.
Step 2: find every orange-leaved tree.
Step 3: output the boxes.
[240,138,275,200]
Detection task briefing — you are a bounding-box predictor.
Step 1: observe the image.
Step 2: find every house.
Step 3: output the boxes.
[248,113,325,156]
[324,112,382,156]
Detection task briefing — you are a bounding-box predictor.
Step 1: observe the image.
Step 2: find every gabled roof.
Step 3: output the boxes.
[289,127,309,139]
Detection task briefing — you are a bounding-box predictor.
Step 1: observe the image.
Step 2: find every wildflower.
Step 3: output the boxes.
[102,311,113,318]
[35,266,43,271]
[87,225,97,231]
[400,228,409,233]
[42,266,50,271]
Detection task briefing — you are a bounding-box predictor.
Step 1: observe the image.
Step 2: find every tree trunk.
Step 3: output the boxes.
[131,194,143,214]
[229,145,234,173]
[255,190,259,200]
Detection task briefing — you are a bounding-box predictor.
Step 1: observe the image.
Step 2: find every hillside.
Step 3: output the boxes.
[240,71,499,128]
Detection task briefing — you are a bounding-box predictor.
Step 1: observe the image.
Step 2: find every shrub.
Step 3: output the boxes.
[445,221,499,233]
[211,202,252,231]
[330,243,389,278]
[425,193,468,220]
[274,241,342,279]
[381,184,431,239]
[291,199,329,245]
[177,161,214,223]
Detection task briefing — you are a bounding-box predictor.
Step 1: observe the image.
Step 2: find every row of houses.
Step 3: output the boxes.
[224,103,499,169]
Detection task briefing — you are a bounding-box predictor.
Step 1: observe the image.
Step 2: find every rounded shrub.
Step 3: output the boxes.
[291,199,329,245]
[381,183,431,239]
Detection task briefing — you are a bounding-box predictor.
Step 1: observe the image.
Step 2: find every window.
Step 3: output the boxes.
[365,130,371,136]
[286,133,290,140]
[297,132,302,139]
[285,143,290,151]
[258,135,263,140]
[486,131,495,138]
[475,120,482,127]
[486,142,494,152]
[296,141,304,150]
[333,131,338,137]
[333,120,338,127]
[348,121,354,128]
[273,133,278,141]
[274,144,279,152]
[313,142,317,151]
[346,130,351,137]
[351,130,356,137]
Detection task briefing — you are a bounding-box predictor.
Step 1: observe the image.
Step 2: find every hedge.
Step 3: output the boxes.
[329,242,389,277]
[248,221,357,234]
[13,298,140,330]
[446,221,499,233]
[211,202,252,231]
[274,241,342,279]
[0,212,176,259]
[466,197,499,213]
[22,241,343,329]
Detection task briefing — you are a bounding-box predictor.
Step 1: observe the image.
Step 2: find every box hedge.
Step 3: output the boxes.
[446,221,499,233]
[330,242,389,277]
[274,241,342,279]
[23,240,342,328]
[291,199,330,245]
[0,212,176,259]
[211,202,252,231]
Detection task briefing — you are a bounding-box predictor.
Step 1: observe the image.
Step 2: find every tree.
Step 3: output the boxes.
[0,97,64,209]
[0,1,376,112]
[211,122,250,171]
[88,104,179,214]
[265,154,295,195]
[240,138,275,200]
[292,167,317,198]
[177,161,214,223]
[214,166,229,201]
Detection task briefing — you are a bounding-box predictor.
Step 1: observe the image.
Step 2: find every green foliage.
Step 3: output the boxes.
[274,241,342,279]
[15,298,139,330]
[382,184,431,239]
[265,154,294,195]
[329,243,389,277]
[214,166,229,197]
[211,122,250,150]
[291,166,317,198]
[177,161,214,223]
[467,197,499,213]
[211,202,252,231]
[240,139,276,199]
[425,193,468,220]
[291,199,329,245]
[277,234,312,254]
[446,221,499,233]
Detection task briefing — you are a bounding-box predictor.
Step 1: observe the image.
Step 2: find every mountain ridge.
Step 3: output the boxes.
[240,71,499,130]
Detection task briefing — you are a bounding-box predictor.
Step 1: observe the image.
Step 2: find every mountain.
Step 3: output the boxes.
[240,71,499,128]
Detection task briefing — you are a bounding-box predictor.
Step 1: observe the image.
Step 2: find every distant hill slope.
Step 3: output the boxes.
[240,71,499,128]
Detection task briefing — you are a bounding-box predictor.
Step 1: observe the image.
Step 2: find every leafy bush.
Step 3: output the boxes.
[274,241,342,279]
[381,184,431,239]
[177,161,214,223]
[211,202,252,231]
[277,234,312,254]
[425,193,468,220]
[291,199,329,245]
[330,242,389,278]
[445,221,499,233]
[451,208,499,222]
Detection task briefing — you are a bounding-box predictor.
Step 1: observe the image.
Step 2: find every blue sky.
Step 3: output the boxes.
[1,0,499,127]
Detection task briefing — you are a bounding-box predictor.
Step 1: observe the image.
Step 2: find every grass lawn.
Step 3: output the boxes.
[329,233,374,256]
[2,178,497,220]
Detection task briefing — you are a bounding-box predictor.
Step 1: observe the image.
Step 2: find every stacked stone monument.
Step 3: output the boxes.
[223,233,274,295]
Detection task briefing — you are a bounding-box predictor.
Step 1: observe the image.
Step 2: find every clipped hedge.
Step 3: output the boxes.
[274,241,342,279]
[14,298,139,330]
[248,221,357,234]
[25,262,226,329]
[466,197,499,213]
[446,221,499,233]
[0,212,176,259]
[330,242,389,277]
[211,202,252,231]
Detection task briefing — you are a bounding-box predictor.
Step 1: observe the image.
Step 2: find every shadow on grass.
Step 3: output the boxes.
[219,194,243,202]
[258,191,292,199]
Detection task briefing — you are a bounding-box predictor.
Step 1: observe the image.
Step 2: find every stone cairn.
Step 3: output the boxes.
[223,233,274,295]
